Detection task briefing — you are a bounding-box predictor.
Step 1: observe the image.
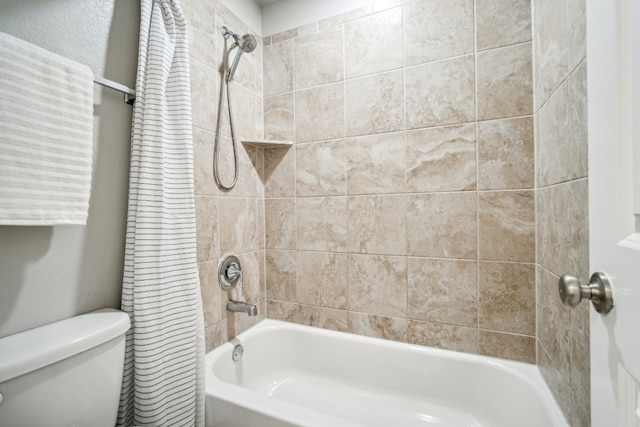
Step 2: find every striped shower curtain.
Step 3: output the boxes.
[117,0,205,426]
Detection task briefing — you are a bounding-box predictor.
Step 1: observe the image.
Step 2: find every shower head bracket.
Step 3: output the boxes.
[221,26,233,40]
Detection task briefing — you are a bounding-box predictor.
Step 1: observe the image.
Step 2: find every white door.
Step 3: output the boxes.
[587,0,640,425]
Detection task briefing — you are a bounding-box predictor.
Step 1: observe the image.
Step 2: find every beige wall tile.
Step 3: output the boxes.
[407,193,477,258]
[199,260,223,327]
[216,82,257,141]
[344,7,403,78]
[294,26,344,89]
[478,191,535,262]
[264,40,294,96]
[255,39,264,99]
[348,312,407,341]
[407,258,477,326]
[205,320,228,352]
[406,124,476,192]
[569,62,588,180]
[264,147,295,197]
[257,147,265,184]
[404,0,474,66]
[257,100,265,141]
[534,0,568,108]
[346,132,405,195]
[318,6,372,30]
[538,340,572,419]
[190,57,218,131]
[477,43,533,120]
[183,0,217,67]
[538,82,570,187]
[537,180,588,281]
[538,267,571,378]
[563,179,591,283]
[405,55,475,129]
[265,250,297,302]
[571,302,590,427]
[531,0,553,34]
[476,0,531,51]
[478,116,534,190]
[229,83,258,140]
[295,83,345,143]
[193,127,217,196]
[296,197,347,252]
[345,70,404,136]
[296,140,347,196]
[479,331,535,363]
[195,196,219,262]
[258,250,266,300]
[567,0,586,72]
[234,251,261,304]
[270,29,294,45]
[297,252,348,309]
[265,198,296,250]
[348,254,407,317]
[537,185,563,275]
[347,195,406,255]
[298,305,348,332]
[218,197,257,255]
[408,320,478,354]
[267,300,299,322]
[217,141,258,198]
[479,262,535,335]
[264,92,294,142]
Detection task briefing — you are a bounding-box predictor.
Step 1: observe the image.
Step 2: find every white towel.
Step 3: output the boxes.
[0,32,94,225]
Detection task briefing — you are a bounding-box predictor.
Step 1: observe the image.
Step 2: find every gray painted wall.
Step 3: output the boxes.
[0,0,139,337]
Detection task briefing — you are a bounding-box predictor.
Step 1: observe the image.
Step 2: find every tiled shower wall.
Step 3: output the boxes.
[262,0,538,363]
[183,0,267,351]
[533,0,589,425]
[183,0,589,424]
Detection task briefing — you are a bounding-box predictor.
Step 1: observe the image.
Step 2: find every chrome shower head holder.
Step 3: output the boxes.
[221,26,235,40]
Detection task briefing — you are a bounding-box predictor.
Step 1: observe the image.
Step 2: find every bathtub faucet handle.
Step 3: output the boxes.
[218,255,242,290]
[226,262,241,281]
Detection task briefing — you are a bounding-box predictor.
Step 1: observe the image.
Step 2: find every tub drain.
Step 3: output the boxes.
[232,344,243,361]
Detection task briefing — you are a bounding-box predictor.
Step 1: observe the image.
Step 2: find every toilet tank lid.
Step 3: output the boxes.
[0,308,130,383]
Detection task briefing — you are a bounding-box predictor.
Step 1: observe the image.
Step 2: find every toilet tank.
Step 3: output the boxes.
[0,309,130,427]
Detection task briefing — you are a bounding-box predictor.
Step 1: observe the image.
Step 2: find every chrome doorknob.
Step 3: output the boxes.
[558,272,614,314]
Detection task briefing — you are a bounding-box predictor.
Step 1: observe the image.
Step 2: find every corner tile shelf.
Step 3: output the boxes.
[242,139,293,148]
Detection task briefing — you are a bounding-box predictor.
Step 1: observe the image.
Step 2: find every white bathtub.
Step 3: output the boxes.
[205,319,568,427]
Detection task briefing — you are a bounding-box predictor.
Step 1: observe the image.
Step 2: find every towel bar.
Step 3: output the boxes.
[94,76,135,105]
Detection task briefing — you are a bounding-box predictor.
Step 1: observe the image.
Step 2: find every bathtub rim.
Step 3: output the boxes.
[205,319,569,427]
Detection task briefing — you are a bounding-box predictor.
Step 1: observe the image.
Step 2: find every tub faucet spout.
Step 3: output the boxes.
[227,300,257,316]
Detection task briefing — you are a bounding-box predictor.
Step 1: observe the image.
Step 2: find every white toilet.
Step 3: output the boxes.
[0,308,130,427]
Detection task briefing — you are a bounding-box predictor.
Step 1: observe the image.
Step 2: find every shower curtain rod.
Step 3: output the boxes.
[94,76,135,105]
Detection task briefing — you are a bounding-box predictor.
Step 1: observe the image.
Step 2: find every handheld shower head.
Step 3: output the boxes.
[221,26,256,52]
[220,26,257,80]
[238,34,257,53]
[227,33,256,81]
